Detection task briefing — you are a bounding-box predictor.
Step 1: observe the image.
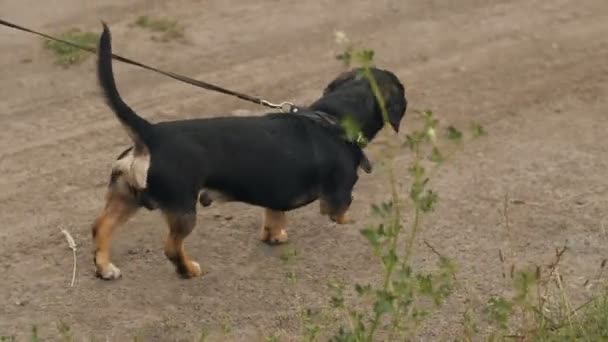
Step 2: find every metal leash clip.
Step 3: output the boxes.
[259,100,296,113]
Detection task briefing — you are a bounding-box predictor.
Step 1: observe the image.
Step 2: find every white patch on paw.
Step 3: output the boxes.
[190,261,201,276]
[99,263,122,280]
[272,229,288,243]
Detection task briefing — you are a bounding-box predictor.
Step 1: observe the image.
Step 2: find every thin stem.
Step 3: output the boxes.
[71,249,76,287]
[362,62,403,341]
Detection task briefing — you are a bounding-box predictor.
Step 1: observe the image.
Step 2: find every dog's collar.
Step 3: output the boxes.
[290,107,368,148]
[290,106,373,173]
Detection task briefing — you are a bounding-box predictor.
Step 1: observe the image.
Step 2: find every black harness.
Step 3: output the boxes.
[290,106,373,174]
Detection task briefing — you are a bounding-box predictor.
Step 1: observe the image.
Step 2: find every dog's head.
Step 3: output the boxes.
[322,67,407,133]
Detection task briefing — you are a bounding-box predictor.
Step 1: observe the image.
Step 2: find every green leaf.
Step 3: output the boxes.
[485,297,513,329]
[403,134,416,150]
[513,270,537,303]
[355,49,375,64]
[438,256,457,275]
[417,188,438,212]
[340,116,363,142]
[371,203,382,217]
[354,283,372,295]
[335,46,353,67]
[409,164,426,178]
[30,326,40,342]
[377,224,386,237]
[355,69,366,80]
[381,201,393,214]
[330,295,344,309]
[360,227,379,246]
[398,264,413,279]
[446,125,463,141]
[470,121,487,137]
[412,308,430,321]
[373,295,394,316]
[371,201,394,218]
[417,274,433,296]
[429,146,444,163]
[410,178,429,203]
[381,250,398,268]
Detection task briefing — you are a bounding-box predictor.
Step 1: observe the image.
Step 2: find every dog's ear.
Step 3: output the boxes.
[380,82,407,133]
[323,69,359,95]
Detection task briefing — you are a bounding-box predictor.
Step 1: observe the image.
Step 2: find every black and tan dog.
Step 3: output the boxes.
[92,23,407,280]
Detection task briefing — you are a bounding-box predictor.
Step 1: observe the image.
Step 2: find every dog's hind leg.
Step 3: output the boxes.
[92,187,139,280]
[163,210,203,278]
[261,209,288,244]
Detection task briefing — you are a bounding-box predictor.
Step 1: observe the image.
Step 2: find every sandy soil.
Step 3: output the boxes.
[1,0,607,340]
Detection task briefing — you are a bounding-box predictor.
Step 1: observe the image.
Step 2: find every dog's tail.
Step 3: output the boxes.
[97,22,155,147]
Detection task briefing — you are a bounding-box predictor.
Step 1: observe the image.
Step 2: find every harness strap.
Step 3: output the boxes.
[292,107,373,173]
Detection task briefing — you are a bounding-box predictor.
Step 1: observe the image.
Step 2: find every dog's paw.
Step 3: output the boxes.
[96,263,122,280]
[265,229,289,245]
[331,215,355,225]
[189,261,203,277]
[179,260,204,279]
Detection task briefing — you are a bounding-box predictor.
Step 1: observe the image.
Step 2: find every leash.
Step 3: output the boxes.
[0,18,295,112]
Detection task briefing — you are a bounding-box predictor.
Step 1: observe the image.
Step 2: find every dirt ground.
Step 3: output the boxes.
[1,0,607,340]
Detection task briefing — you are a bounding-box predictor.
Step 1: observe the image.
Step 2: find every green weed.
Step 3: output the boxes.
[44,29,98,66]
[323,35,468,342]
[133,16,185,42]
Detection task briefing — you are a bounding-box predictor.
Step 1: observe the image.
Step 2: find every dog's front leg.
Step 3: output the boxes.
[331,211,354,225]
[321,193,355,225]
[163,210,203,278]
[261,209,288,244]
[92,191,138,280]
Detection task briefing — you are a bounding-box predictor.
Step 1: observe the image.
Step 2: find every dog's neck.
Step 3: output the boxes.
[309,92,383,142]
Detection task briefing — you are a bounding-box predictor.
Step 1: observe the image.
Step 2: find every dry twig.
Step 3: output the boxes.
[60,228,77,287]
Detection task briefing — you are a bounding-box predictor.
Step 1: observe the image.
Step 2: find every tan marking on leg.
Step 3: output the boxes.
[261,209,288,244]
[320,197,354,224]
[163,212,202,278]
[92,190,138,280]
[330,211,354,224]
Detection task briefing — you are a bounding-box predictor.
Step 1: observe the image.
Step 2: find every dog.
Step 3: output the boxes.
[92,23,407,280]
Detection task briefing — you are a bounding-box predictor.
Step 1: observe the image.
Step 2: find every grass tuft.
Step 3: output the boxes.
[44,29,98,66]
[133,16,185,42]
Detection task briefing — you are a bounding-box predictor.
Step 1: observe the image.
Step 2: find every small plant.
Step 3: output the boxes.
[198,329,209,342]
[31,326,40,342]
[446,125,463,141]
[470,121,487,138]
[57,321,73,342]
[301,308,323,342]
[324,33,469,341]
[44,29,99,66]
[265,334,280,342]
[133,16,185,42]
[280,246,298,283]
[476,245,608,340]
[280,246,298,263]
